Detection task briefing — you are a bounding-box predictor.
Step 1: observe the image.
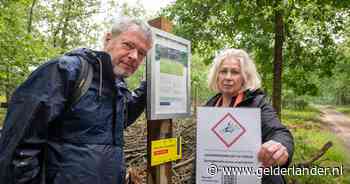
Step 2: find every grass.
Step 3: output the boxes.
[283,106,320,123]
[282,106,350,184]
[335,105,350,116]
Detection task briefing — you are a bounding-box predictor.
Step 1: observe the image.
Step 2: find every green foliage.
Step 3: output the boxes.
[36,0,100,51]
[191,54,214,104]
[162,0,350,102]
[126,63,145,90]
[0,0,51,100]
[117,0,149,19]
[282,107,350,184]
[0,0,101,101]
[314,13,350,105]
[282,106,320,124]
[335,105,350,116]
[312,46,350,105]
[282,90,311,110]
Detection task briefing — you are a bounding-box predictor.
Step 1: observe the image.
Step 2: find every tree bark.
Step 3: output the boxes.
[5,66,10,103]
[60,0,72,50]
[273,4,284,119]
[52,0,70,49]
[27,0,37,33]
[194,85,198,115]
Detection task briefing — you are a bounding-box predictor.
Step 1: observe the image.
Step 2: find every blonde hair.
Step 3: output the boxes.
[207,48,261,93]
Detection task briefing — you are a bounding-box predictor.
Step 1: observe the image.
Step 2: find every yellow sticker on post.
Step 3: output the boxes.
[151,137,182,166]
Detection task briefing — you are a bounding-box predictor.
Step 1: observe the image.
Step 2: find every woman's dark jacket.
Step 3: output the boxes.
[205,90,294,184]
[0,48,146,184]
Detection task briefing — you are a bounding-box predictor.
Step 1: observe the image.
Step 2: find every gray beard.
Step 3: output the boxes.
[113,66,129,78]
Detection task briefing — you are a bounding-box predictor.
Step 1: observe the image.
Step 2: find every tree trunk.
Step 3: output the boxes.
[5,66,10,103]
[273,5,284,119]
[27,0,37,33]
[194,85,198,115]
[61,0,72,50]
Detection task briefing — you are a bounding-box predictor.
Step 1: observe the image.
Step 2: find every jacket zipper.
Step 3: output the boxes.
[112,92,117,145]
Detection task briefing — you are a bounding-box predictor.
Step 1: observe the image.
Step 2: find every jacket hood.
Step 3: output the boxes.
[64,48,117,96]
[66,48,113,73]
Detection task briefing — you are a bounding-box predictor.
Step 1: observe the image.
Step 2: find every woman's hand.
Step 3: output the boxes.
[258,140,289,167]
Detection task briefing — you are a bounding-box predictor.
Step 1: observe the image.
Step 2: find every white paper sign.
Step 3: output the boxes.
[196,107,261,184]
[146,28,191,120]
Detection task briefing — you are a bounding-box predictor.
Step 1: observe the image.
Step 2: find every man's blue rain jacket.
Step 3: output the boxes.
[0,48,146,184]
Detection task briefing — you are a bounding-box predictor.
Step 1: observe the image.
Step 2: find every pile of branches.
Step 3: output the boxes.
[124,116,196,183]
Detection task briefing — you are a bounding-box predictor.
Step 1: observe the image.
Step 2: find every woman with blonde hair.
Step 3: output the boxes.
[205,48,294,184]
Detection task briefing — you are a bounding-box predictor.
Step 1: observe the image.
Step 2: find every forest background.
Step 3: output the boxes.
[1,0,350,183]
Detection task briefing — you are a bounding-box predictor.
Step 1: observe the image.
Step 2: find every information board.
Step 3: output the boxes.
[146,28,191,120]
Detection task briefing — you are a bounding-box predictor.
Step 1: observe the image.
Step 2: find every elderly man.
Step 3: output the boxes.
[0,17,153,184]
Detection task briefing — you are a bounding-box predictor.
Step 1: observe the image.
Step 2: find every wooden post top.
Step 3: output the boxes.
[148,17,173,33]
[146,16,174,184]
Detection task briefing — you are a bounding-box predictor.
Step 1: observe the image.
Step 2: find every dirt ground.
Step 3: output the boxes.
[318,105,350,151]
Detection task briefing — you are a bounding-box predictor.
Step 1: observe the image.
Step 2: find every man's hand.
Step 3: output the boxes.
[258,140,289,167]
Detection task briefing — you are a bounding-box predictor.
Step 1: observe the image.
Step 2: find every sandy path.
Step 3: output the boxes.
[319,106,350,150]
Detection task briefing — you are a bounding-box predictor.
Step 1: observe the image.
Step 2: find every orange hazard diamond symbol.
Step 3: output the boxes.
[211,113,246,148]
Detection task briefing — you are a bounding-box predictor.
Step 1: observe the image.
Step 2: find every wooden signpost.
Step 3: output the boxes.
[146,17,191,184]
[147,119,172,184]
[147,17,174,184]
